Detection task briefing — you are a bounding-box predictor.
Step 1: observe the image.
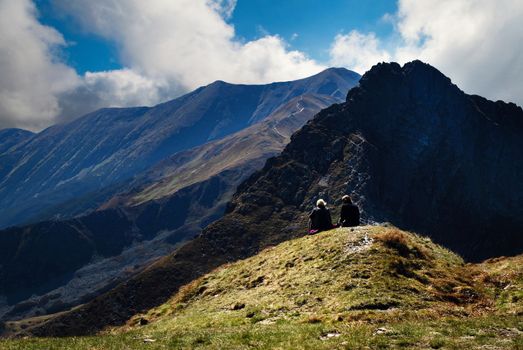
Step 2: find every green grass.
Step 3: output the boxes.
[140,226,479,325]
[2,315,522,349]
[2,226,522,349]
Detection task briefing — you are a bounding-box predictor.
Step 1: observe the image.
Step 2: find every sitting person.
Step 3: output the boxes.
[338,195,360,227]
[309,199,333,233]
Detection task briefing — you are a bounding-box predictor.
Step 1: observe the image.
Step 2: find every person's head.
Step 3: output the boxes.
[342,195,352,204]
[316,199,326,208]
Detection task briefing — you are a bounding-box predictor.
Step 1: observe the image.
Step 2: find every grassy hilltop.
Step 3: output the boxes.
[2,226,522,349]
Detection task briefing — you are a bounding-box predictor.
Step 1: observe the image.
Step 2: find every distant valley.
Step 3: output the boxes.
[0,68,360,322]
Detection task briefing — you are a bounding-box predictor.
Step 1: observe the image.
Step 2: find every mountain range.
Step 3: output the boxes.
[0,68,360,322]
[0,67,359,229]
[0,129,34,155]
[14,60,522,337]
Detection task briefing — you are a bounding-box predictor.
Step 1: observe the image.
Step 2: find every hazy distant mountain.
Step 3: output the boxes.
[0,68,359,229]
[0,68,359,322]
[107,93,339,207]
[28,61,523,336]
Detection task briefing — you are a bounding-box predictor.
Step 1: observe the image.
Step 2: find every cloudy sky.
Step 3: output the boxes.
[1,0,522,131]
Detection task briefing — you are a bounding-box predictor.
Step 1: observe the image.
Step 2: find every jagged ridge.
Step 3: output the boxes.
[19,60,523,336]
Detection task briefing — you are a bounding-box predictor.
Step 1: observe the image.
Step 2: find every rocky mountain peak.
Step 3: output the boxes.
[349,60,455,102]
[224,60,523,261]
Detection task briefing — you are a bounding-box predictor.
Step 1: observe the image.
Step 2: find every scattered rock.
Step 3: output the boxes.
[138,317,149,326]
[143,338,156,343]
[258,318,276,325]
[459,335,475,341]
[231,303,245,310]
[343,283,356,291]
[345,235,373,255]
[320,331,341,340]
[246,276,264,288]
[374,327,393,335]
[295,297,307,306]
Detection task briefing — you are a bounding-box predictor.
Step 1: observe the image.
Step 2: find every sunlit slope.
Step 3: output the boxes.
[3,226,521,349]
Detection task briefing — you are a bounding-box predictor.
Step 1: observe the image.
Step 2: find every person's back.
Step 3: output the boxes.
[339,195,360,227]
[309,199,333,232]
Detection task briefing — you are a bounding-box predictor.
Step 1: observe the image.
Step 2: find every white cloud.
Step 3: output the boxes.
[208,0,237,19]
[55,0,324,102]
[53,0,323,104]
[0,0,324,131]
[0,0,80,131]
[329,0,523,105]
[330,31,391,74]
[2,0,522,131]
[396,0,523,104]
[83,69,169,107]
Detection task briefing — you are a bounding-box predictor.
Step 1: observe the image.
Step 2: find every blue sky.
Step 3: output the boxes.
[34,0,122,74]
[1,0,522,131]
[34,0,397,74]
[227,0,396,62]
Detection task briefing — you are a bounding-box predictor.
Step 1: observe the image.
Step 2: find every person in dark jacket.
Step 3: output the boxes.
[338,195,360,227]
[309,199,333,232]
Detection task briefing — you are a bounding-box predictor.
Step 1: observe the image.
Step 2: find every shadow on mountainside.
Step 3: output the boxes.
[11,60,523,337]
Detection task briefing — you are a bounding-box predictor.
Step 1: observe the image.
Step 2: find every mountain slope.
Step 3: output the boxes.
[220,60,523,261]
[3,226,522,349]
[110,93,338,206]
[0,128,34,154]
[0,71,358,322]
[0,68,359,229]
[143,226,483,321]
[22,60,523,336]
[0,95,333,302]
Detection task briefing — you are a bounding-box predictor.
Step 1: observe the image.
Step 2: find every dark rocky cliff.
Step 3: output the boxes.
[25,61,523,336]
[224,60,523,261]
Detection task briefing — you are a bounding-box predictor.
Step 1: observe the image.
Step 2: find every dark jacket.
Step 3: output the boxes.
[339,203,360,227]
[309,206,333,231]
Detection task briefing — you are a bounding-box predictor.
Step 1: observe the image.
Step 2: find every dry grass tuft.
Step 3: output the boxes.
[375,229,429,259]
[375,230,411,256]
